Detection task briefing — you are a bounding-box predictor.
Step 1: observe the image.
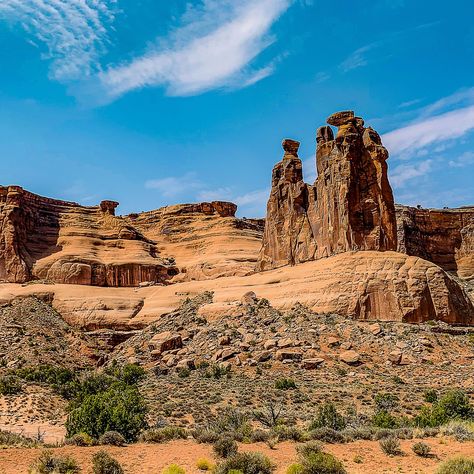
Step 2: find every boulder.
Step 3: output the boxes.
[388,350,403,365]
[276,349,303,361]
[149,331,183,354]
[340,350,361,365]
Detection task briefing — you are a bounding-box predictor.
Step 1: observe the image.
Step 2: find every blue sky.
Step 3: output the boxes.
[0,0,473,217]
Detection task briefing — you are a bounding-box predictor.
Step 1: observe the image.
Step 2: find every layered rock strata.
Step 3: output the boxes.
[396,205,474,280]
[0,186,178,286]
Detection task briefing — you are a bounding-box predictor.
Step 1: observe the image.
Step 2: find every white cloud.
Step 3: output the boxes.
[382,105,474,157]
[390,159,433,188]
[0,0,116,80]
[100,0,291,98]
[145,173,202,198]
[448,151,474,168]
[339,43,377,72]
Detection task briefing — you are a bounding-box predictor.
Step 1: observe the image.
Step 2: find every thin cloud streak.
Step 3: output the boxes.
[100,0,291,98]
[0,0,116,80]
[383,105,474,157]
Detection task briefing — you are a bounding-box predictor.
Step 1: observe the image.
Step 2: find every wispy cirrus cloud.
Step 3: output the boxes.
[100,0,291,98]
[383,104,474,157]
[390,159,433,187]
[0,0,116,80]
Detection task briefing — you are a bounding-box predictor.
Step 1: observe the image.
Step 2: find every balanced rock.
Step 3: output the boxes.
[326,110,355,126]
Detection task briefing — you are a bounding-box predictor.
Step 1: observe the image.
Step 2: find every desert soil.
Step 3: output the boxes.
[0,439,473,474]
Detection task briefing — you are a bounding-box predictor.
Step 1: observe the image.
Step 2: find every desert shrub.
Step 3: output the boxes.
[192,426,220,444]
[286,464,304,474]
[296,441,322,458]
[214,452,275,474]
[341,427,374,441]
[162,464,185,474]
[253,402,285,428]
[196,458,213,471]
[214,436,238,458]
[0,375,22,395]
[209,408,252,441]
[436,456,474,474]
[309,403,346,431]
[375,393,399,412]
[412,441,431,457]
[379,437,401,456]
[424,389,438,403]
[66,382,147,442]
[91,451,124,474]
[308,427,346,444]
[250,429,271,443]
[272,425,306,442]
[299,452,346,474]
[372,410,398,429]
[139,426,187,443]
[440,421,474,442]
[275,378,297,390]
[0,428,38,447]
[414,390,473,428]
[204,364,231,379]
[99,431,126,446]
[29,450,80,474]
[65,432,95,446]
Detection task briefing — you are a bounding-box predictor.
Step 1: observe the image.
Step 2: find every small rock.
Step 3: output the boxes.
[302,358,324,369]
[327,336,341,348]
[263,339,277,350]
[388,350,403,365]
[218,335,231,346]
[278,338,294,348]
[241,291,258,305]
[369,323,382,336]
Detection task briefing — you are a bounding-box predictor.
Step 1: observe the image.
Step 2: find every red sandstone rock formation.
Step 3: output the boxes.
[258,111,397,270]
[396,204,474,280]
[0,186,178,286]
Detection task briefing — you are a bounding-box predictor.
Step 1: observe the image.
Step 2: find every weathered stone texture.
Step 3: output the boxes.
[396,205,474,280]
[258,112,397,270]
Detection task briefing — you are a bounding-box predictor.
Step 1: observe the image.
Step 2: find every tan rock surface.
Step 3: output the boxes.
[1,251,472,327]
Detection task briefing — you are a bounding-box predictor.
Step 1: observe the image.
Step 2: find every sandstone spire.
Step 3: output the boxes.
[258,111,398,269]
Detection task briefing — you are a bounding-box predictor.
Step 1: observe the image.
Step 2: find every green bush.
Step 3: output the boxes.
[372,410,398,429]
[92,451,124,474]
[204,364,231,379]
[379,437,401,456]
[0,428,38,447]
[436,457,474,474]
[275,378,297,390]
[214,452,275,474]
[66,383,147,442]
[286,464,304,474]
[412,442,431,457]
[424,389,438,403]
[299,452,346,474]
[414,390,473,428]
[29,450,80,474]
[214,436,238,458]
[98,431,126,446]
[309,403,346,431]
[0,375,22,395]
[139,426,187,443]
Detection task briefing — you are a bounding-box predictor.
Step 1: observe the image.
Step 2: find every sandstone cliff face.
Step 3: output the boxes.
[0,186,178,286]
[129,201,264,281]
[258,111,397,270]
[396,205,474,280]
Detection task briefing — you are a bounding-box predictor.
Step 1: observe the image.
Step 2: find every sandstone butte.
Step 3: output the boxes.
[0,110,473,328]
